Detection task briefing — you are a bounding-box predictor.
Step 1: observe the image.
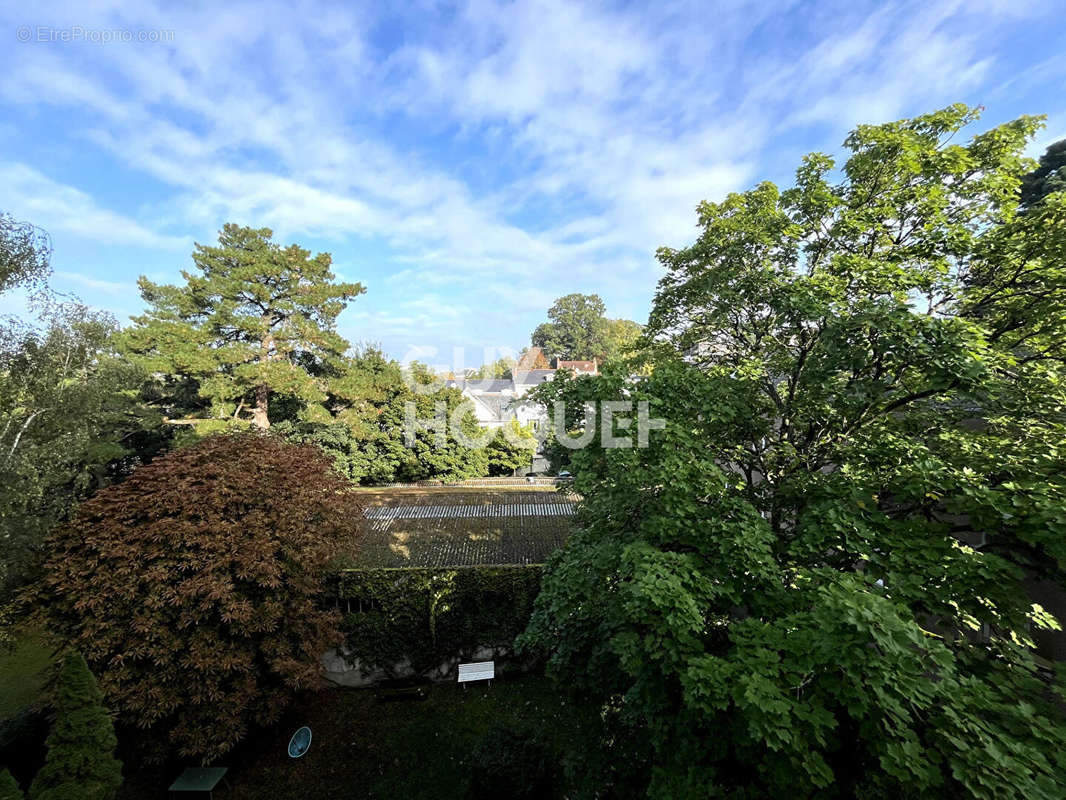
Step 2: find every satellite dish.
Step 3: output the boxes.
[288,726,312,758]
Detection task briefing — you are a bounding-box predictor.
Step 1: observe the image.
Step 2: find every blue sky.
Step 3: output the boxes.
[2,0,1064,371]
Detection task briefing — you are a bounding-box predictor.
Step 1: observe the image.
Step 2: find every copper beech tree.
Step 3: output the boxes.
[36,433,361,760]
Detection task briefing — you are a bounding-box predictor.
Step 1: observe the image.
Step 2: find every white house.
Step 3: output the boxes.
[445,368,556,431]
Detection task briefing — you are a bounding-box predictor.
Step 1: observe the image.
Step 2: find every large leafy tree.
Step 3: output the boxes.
[36,434,359,759]
[526,367,607,474]
[285,345,415,483]
[123,224,363,429]
[279,347,491,484]
[485,420,537,476]
[0,214,50,297]
[522,106,1066,797]
[532,293,609,361]
[28,651,122,800]
[398,363,490,481]
[532,293,642,363]
[0,218,160,594]
[0,304,159,592]
[602,318,643,361]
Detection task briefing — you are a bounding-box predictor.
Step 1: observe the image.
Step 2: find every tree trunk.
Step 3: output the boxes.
[254,319,273,429]
[252,384,270,429]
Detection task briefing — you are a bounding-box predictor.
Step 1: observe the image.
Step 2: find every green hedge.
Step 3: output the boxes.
[334,566,542,674]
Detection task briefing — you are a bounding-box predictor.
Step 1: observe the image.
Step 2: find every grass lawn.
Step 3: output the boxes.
[0,629,55,721]
[120,676,584,799]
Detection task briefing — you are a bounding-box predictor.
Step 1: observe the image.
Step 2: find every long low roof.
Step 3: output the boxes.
[344,489,575,568]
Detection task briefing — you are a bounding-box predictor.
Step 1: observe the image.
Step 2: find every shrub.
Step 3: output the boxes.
[28,652,121,800]
[484,422,537,477]
[36,433,362,760]
[338,567,541,674]
[0,770,22,800]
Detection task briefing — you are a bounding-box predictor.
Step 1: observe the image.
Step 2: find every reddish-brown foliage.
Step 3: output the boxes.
[36,433,362,761]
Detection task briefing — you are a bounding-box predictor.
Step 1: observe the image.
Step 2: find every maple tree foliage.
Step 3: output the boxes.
[35,433,361,760]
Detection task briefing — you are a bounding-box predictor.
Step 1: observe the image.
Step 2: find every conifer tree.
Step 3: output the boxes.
[124,224,364,429]
[28,652,122,800]
[0,770,23,800]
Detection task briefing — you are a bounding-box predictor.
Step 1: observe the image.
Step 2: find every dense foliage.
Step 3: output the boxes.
[485,420,537,476]
[338,566,541,674]
[521,106,1066,798]
[36,434,360,759]
[531,293,642,362]
[526,368,612,474]
[122,224,364,429]
[1021,138,1066,209]
[28,652,122,800]
[0,220,161,594]
[276,348,494,483]
[0,771,21,800]
[0,215,50,297]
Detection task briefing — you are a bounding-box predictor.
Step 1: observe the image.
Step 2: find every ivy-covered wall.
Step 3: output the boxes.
[331,566,542,676]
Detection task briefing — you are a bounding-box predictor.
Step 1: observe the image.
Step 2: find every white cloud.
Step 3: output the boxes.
[0,162,187,249]
[0,0,1059,354]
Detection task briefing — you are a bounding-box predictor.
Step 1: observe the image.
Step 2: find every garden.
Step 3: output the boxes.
[2,105,1066,799]
[116,676,585,800]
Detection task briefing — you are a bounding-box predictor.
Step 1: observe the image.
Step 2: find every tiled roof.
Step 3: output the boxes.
[556,360,597,371]
[473,394,512,419]
[513,369,555,384]
[452,378,514,393]
[350,490,575,567]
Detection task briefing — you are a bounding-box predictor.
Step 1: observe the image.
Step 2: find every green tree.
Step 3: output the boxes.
[526,368,606,474]
[36,434,359,759]
[472,356,516,380]
[0,305,162,590]
[602,318,643,363]
[485,420,537,476]
[277,348,493,484]
[532,294,642,363]
[0,214,50,297]
[123,224,363,430]
[285,345,416,484]
[0,219,161,593]
[28,652,122,800]
[0,770,23,800]
[522,106,1066,798]
[1020,138,1066,209]
[531,294,608,361]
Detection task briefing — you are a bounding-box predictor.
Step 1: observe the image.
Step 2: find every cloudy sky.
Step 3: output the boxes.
[1,0,1064,369]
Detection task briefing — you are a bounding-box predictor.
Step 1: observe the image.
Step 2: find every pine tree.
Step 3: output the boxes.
[29,652,122,800]
[1020,138,1066,209]
[0,770,24,800]
[123,224,364,429]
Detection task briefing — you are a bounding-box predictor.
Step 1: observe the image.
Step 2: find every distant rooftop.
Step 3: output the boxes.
[513,369,556,385]
[555,359,597,372]
[448,378,513,393]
